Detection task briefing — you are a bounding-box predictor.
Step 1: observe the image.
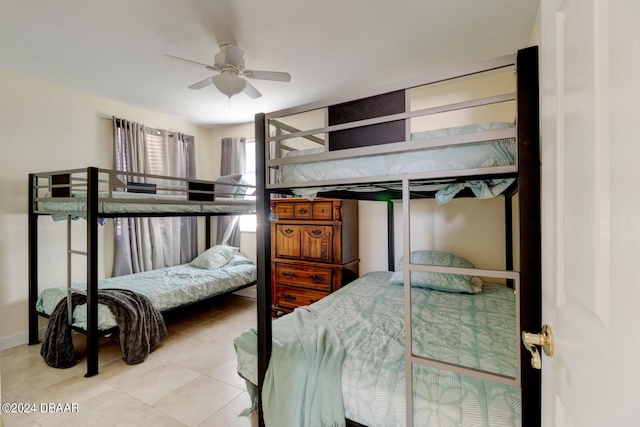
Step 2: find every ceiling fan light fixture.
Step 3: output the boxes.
[212,72,247,99]
[166,44,290,100]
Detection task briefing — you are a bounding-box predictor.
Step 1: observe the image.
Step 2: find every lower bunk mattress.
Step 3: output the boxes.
[36,253,257,331]
[234,271,520,427]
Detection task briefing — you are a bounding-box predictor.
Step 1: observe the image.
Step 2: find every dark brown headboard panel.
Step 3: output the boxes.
[51,173,71,198]
[328,90,405,150]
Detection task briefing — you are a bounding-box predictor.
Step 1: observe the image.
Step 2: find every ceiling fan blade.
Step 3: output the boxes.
[222,44,245,68]
[188,77,214,90]
[163,54,217,72]
[243,80,262,99]
[243,70,291,82]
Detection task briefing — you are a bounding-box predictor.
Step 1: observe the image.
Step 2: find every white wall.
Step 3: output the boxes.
[358,197,518,279]
[0,69,217,346]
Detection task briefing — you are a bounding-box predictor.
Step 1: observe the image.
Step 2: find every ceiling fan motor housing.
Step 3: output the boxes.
[214,51,244,74]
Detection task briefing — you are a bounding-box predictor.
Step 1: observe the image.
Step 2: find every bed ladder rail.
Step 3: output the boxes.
[65,215,88,326]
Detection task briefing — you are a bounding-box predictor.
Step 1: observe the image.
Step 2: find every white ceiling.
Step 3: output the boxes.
[0,0,540,128]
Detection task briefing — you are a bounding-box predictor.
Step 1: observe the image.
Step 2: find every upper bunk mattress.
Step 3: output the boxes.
[37,254,257,331]
[40,191,256,217]
[234,270,519,427]
[278,121,516,203]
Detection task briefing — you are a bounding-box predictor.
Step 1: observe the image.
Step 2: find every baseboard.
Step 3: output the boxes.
[0,327,46,351]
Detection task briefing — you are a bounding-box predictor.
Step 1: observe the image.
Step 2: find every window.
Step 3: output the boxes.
[239,139,256,232]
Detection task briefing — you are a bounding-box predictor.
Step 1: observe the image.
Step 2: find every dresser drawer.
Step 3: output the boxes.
[273,202,294,219]
[275,263,332,291]
[312,201,333,220]
[275,285,329,310]
[293,202,312,219]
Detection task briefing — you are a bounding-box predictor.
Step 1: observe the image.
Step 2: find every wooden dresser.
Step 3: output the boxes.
[270,197,359,314]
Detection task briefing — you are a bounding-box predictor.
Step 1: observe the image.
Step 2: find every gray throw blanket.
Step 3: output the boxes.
[40,289,168,368]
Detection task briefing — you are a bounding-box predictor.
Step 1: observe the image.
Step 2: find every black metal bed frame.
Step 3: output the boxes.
[253,46,540,427]
[28,167,257,377]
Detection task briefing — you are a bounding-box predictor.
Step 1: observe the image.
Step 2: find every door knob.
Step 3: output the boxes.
[522,324,554,369]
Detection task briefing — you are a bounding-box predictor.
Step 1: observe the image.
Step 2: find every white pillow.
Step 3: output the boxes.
[190,245,239,270]
[215,174,242,197]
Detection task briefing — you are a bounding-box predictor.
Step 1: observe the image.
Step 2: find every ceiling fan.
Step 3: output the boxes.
[164,44,291,99]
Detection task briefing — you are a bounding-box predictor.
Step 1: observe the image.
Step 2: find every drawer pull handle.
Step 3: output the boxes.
[284,228,294,235]
[310,275,324,283]
[283,294,296,302]
[297,208,308,214]
[282,272,296,279]
[311,229,322,236]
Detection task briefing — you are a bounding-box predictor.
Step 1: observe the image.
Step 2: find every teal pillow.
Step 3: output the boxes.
[227,253,255,267]
[190,245,239,270]
[389,250,480,294]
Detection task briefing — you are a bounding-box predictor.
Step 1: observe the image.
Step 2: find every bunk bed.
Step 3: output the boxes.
[236,46,540,427]
[28,167,257,376]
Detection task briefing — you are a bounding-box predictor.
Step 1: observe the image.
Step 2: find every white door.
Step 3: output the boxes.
[540,1,640,426]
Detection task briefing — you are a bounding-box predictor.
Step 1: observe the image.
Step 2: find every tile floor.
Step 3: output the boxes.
[1,294,259,427]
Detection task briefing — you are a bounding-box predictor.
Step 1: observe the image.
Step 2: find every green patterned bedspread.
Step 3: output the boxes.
[235,271,520,427]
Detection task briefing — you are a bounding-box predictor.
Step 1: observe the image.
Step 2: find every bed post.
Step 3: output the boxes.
[255,113,272,427]
[516,46,541,427]
[387,200,395,271]
[28,173,40,345]
[205,215,212,249]
[85,167,99,377]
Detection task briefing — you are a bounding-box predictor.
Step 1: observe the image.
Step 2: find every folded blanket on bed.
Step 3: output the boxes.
[40,289,168,368]
[234,306,346,427]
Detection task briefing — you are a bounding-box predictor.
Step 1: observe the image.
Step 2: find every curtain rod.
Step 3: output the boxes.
[101,116,181,137]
